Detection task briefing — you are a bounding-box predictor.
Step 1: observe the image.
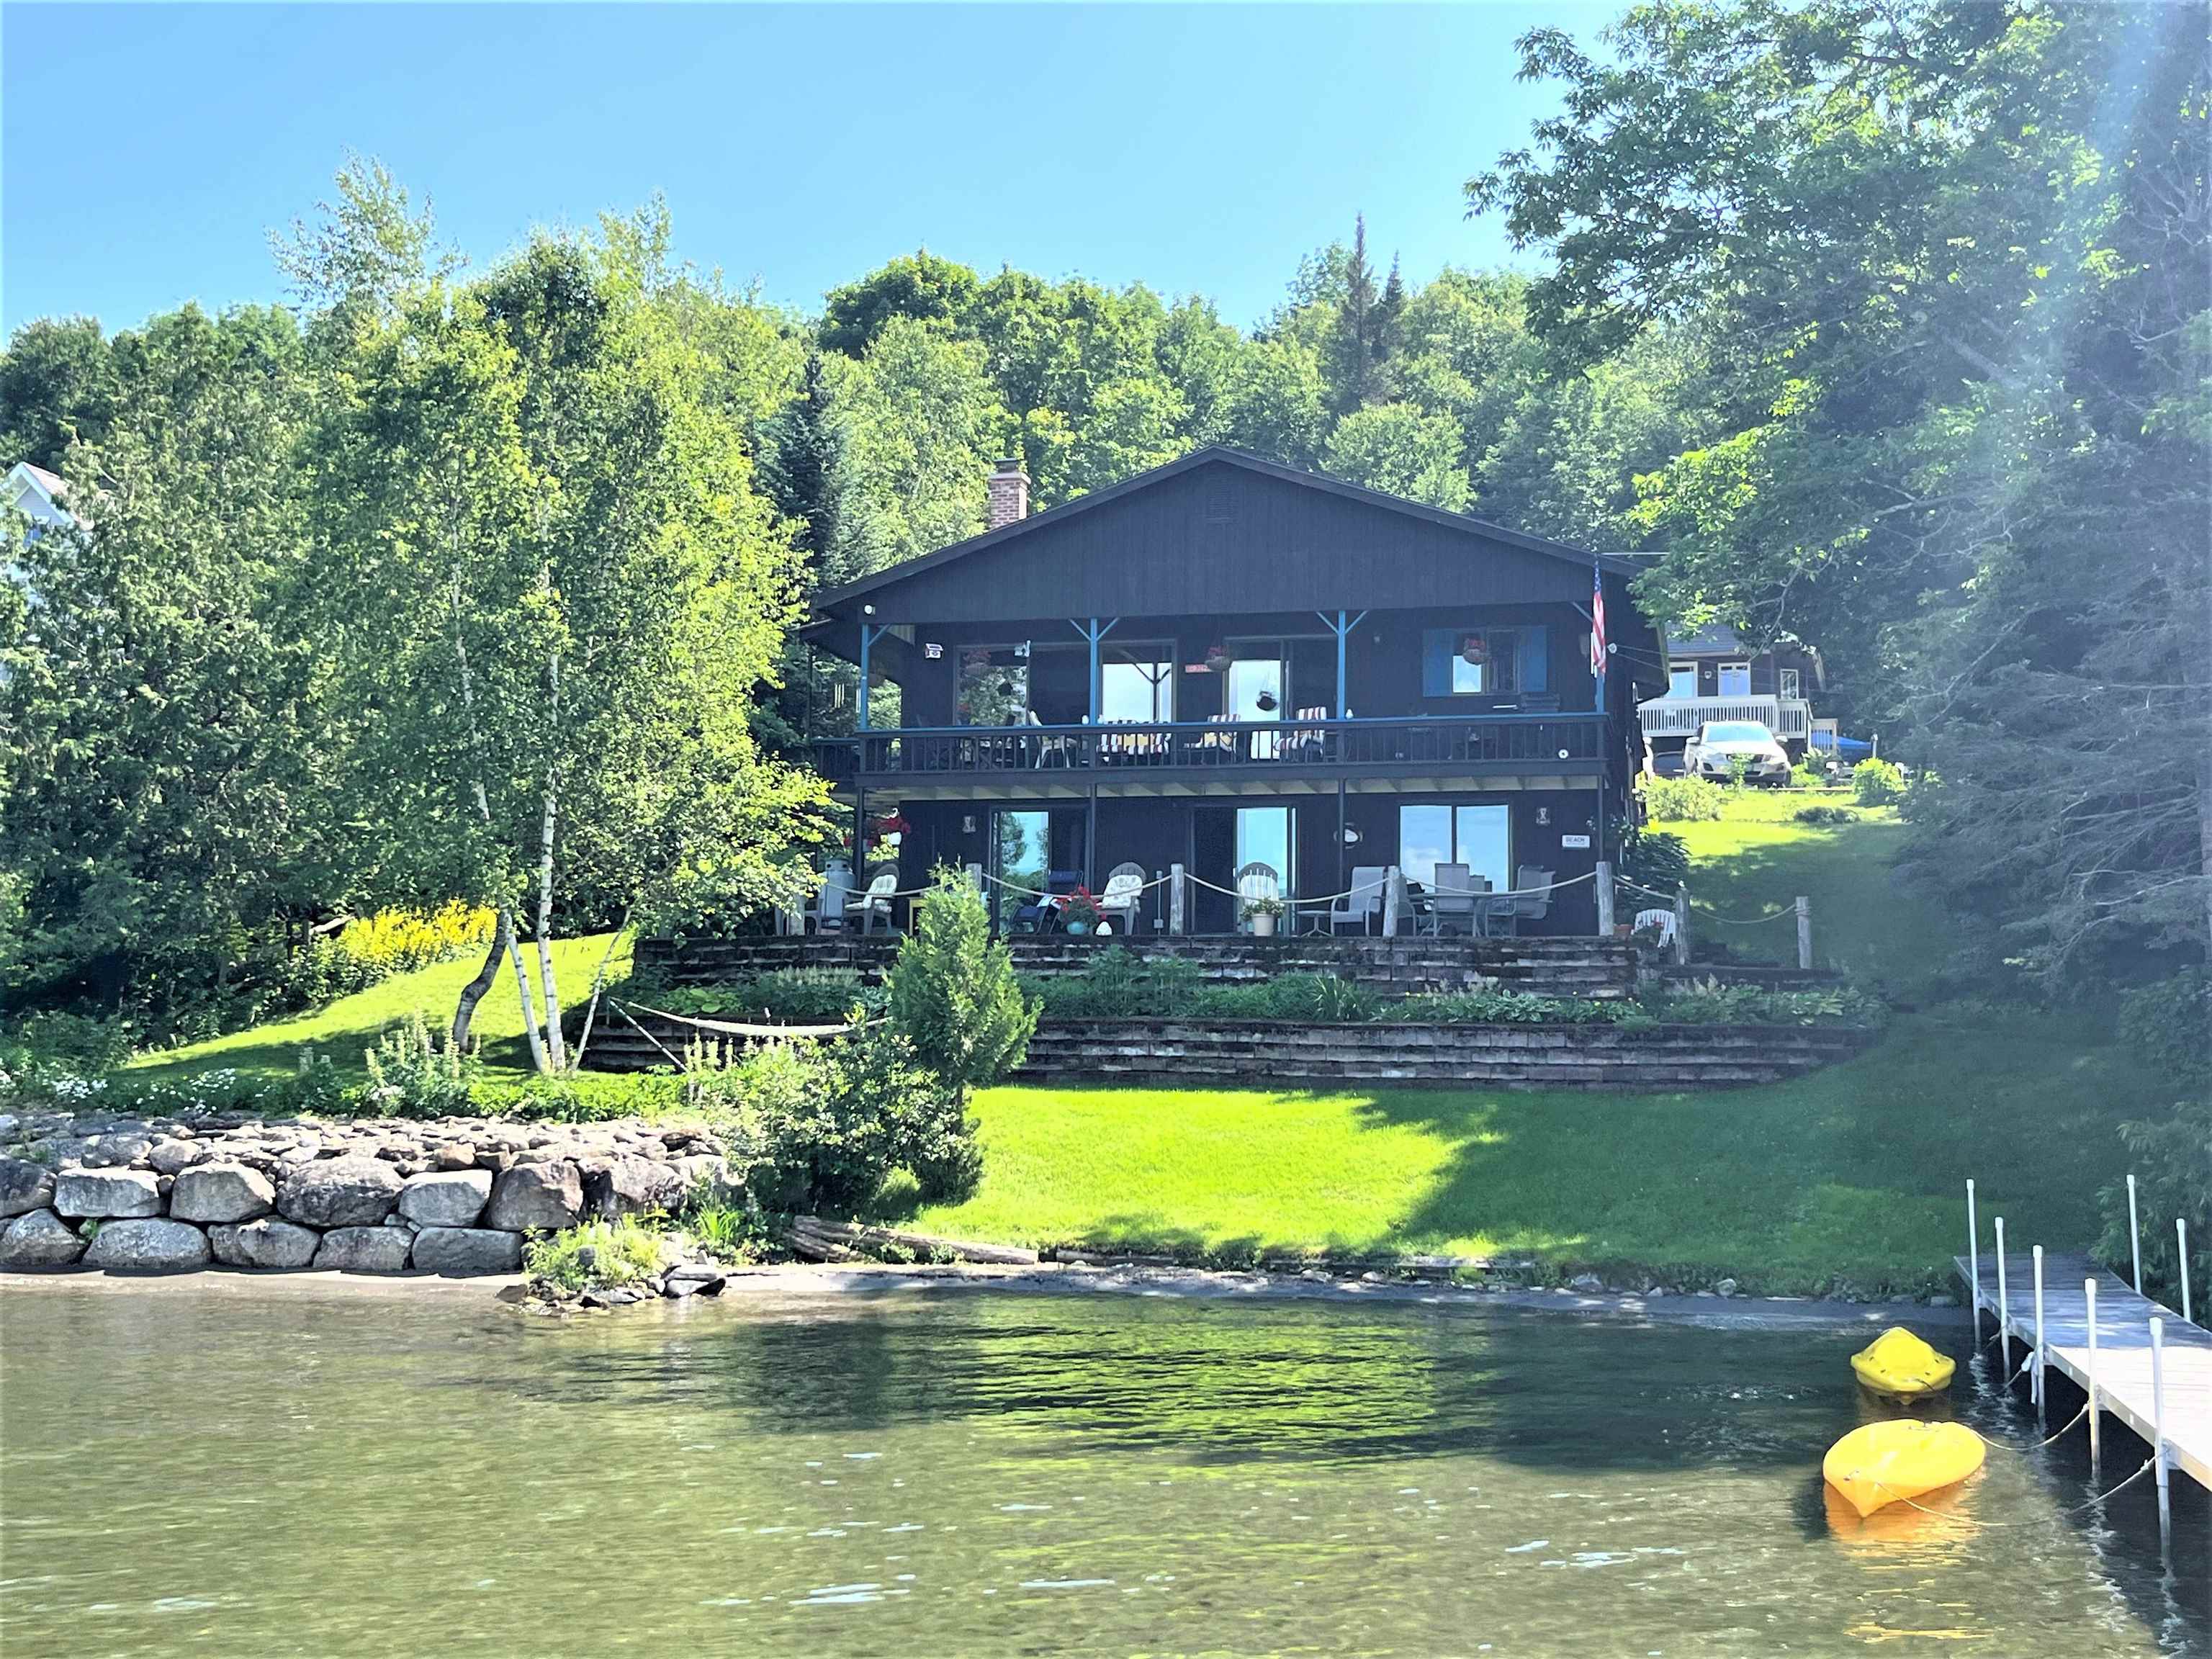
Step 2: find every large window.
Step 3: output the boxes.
[1422,627,1550,697]
[1101,652,1173,723]
[1718,661,1752,696]
[1398,803,1511,894]
[1668,662,1699,699]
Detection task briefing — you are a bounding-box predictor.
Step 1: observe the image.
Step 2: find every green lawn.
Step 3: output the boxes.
[127,932,632,1084]
[1660,791,1946,979]
[909,791,2149,1292]
[909,1004,2162,1294]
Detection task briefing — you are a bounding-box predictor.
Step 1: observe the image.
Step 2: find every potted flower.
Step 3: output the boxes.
[1203,642,1232,674]
[1241,893,1287,937]
[1060,886,1104,936]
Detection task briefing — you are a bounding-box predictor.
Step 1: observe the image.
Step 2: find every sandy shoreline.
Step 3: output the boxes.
[0,1259,1970,1331]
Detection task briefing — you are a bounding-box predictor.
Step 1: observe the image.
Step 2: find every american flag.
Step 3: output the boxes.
[1590,562,1608,693]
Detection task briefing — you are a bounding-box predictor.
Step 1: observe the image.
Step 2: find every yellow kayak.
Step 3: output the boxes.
[1850,1326,1955,1401]
[1824,1420,1984,1518]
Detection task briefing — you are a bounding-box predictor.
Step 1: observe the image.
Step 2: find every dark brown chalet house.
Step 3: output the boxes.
[801,447,1663,937]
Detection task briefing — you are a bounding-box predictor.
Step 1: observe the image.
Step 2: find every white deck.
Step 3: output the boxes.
[1957,1251,2211,1490]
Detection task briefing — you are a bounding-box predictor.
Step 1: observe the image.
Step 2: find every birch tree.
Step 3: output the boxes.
[308,223,831,1066]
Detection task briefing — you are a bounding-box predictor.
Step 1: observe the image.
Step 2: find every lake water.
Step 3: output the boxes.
[2,1276,2204,1655]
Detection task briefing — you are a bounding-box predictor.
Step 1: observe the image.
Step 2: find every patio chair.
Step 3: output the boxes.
[1425,863,1482,937]
[1185,714,1236,765]
[1099,862,1147,935]
[1011,868,1084,933]
[813,867,853,934]
[1287,707,1330,763]
[1235,860,1281,933]
[856,866,901,935]
[1483,866,1555,938]
[1329,866,1387,935]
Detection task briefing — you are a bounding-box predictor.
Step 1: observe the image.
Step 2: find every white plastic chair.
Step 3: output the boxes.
[1634,907,1678,950]
[1235,861,1281,932]
[856,867,899,935]
[1100,863,1146,934]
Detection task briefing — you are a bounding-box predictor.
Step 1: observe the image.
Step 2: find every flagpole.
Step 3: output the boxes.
[1593,560,1608,904]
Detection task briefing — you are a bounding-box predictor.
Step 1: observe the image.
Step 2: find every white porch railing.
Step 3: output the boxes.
[1637,693,1812,741]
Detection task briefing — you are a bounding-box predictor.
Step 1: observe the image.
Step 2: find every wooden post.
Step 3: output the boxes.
[2150,1316,2171,1537]
[1672,886,1691,965]
[1794,894,1812,971]
[2128,1174,2143,1291]
[1966,1179,1980,1339]
[1995,1215,2011,1377]
[2177,1216,2193,1326]
[2084,1276,2101,1470]
[1382,866,1403,938]
[2032,1244,2046,1418]
[1596,860,1615,937]
[1169,863,1186,936]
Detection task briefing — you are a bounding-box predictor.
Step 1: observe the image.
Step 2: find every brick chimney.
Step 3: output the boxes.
[986,457,1030,529]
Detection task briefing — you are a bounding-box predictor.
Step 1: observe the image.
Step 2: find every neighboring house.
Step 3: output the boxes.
[3,461,78,538]
[801,446,1665,936]
[1637,621,1823,762]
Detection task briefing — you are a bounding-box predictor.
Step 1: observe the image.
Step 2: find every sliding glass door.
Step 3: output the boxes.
[1398,803,1511,894]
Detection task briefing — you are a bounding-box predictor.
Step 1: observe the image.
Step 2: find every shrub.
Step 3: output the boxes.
[2096,1100,2211,1305]
[526,1217,665,1295]
[1851,757,1906,805]
[1025,948,1203,1018]
[632,971,884,1026]
[360,1011,478,1118]
[687,1027,968,1215]
[1642,775,1726,822]
[1789,760,1828,790]
[1617,824,1690,896]
[1392,989,1626,1025]
[886,866,1038,1102]
[272,903,498,1010]
[2116,969,2210,1089]
[1794,804,1856,826]
[683,1198,775,1263]
[490,1071,686,1122]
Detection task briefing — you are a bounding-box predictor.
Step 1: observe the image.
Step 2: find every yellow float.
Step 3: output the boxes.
[1849,1326,1955,1401]
[1823,1420,1984,1518]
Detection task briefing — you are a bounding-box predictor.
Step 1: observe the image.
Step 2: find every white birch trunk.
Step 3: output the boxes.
[503,907,552,1074]
[535,775,567,1071]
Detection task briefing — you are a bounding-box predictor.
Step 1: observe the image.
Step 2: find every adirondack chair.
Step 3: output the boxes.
[1099,862,1147,935]
[855,865,901,935]
[1236,860,1282,934]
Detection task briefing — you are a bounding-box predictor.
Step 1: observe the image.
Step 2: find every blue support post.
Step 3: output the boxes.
[856,621,889,731]
[1069,616,1118,722]
[1317,609,1367,716]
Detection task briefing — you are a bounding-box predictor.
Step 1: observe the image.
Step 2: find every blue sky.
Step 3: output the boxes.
[2,4,1581,337]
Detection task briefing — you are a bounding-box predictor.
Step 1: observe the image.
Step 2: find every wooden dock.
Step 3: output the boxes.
[1956,1251,2211,1491]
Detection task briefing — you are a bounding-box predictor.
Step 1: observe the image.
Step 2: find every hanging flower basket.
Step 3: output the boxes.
[1254,690,1279,713]
[1460,634,1489,667]
[1203,643,1232,673]
[871,811,912,838]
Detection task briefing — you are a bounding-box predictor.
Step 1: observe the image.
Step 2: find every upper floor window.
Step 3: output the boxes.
[1421,627,1548,697]
[1668,662,1699,699]
[1101,653,1173,722]
[1779,667,1802,699]
[1718,661,1752,696]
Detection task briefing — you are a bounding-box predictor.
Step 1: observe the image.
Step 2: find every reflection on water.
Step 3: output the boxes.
[1,1281,2203,1655]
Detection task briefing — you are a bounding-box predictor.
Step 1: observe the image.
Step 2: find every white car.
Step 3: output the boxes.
[1683,719,1791,783]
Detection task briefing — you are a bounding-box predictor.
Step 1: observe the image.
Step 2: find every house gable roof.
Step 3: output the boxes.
[809,446,1643,621]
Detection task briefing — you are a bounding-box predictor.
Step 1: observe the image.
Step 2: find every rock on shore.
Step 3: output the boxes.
[0,1109,729,1282]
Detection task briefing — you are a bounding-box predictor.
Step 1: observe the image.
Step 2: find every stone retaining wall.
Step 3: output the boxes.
[635,933,1639,999]
[0,1111,724,1276]
[1015,1018,1873,1089]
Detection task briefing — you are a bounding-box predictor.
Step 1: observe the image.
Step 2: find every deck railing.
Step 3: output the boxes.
[1636,693,1811,742]
[806,712,1602,783]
